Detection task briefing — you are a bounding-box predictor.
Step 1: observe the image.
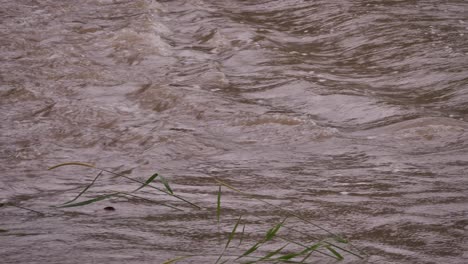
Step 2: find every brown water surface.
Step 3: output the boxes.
[1,0,468,263]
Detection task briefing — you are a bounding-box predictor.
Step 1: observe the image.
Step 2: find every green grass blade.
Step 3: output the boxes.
[159,175,173,194]
[237,242,261,260]
[48,162,95,170]
[270,239,322,263]
[265,223,281,242]
[278,236,336,259]
[300,247,321,264]
[237,219,287,261]
[133,173,159,192]
[214,178,243,193]
[56,192,120,208]
[239,223,246,246]
[226,215,242,249]
[277,243,322,261]
[322,241,363,259]
[277,247,311,261]
[217,185,222,223]
[252,243,289,263]
[64,170,103,204]
[299,251,313,264]
[216,215,242,264]
[278,252,300,261]
[324,245,343,260]
[334,236,349,243]
[265,218,287,242]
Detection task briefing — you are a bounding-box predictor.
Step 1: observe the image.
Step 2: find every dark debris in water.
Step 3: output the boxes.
[104,206,116,211]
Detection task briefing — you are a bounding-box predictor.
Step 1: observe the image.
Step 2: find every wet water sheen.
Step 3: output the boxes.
[1,0,468,263]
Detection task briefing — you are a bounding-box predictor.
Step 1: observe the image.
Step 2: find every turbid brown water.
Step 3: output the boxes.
[1,0,467,263]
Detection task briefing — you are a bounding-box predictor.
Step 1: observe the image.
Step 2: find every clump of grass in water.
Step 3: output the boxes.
[164,180,365,263]
[47,162,198,210]
[193,179,365,263]
[1,162,366,263]
[211,179,366,261]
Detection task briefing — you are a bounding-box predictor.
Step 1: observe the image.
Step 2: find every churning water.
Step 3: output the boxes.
[1,0,467,263]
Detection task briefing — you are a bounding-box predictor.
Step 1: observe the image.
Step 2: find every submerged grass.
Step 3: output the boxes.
[1,162,366,263]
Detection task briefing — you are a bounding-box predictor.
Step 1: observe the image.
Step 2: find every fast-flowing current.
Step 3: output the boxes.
[1,0,467,263]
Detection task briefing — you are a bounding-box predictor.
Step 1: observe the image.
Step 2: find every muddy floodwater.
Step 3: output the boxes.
[1,0,468,263]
